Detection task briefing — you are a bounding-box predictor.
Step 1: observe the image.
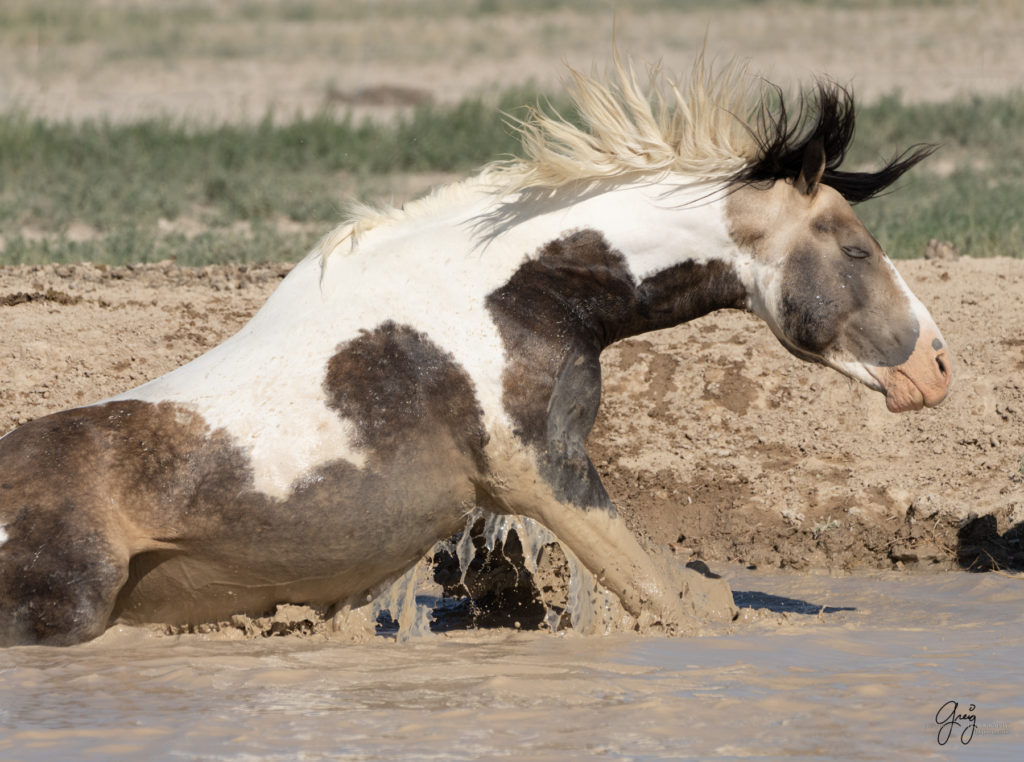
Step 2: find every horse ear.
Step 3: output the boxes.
[795,138,826,196]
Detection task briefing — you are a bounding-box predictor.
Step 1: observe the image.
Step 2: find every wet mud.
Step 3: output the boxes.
[2,568,1021,759]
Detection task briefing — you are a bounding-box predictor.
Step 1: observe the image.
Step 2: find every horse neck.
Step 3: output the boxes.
[486,179,750,353]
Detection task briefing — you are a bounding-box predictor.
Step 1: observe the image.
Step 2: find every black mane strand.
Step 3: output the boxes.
[737,81,936,203]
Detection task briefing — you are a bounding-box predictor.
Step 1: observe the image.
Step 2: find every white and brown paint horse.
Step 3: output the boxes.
[0,59,950,645]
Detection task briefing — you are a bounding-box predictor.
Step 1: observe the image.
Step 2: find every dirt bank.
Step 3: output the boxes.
[2,256,1022,577]
[593,257,1024,573]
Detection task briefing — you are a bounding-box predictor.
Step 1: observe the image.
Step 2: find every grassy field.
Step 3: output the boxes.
[1,86,1021,265]
[851,93,1024,260]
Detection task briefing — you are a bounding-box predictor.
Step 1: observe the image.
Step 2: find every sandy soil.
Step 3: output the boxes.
[2,256,1021,577]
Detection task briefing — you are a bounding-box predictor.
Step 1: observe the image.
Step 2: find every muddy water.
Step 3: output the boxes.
[1,569,1021,760]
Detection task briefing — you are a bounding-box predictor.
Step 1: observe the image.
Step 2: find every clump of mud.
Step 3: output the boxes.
[160,604,336,640]
[0,288,82,306]
[430,516,737,636]
[156,599,383,642]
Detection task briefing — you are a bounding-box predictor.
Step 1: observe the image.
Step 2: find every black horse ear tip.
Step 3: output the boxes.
[795,138,827,196]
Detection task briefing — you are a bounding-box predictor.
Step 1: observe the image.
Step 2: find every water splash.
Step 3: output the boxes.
[371,559,436,641]
[373,509,629,637]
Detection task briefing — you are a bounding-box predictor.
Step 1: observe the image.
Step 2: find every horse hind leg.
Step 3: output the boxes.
[0,508,129,646]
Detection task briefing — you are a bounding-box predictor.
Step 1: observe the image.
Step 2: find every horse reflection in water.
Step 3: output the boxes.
[0,57,950,645]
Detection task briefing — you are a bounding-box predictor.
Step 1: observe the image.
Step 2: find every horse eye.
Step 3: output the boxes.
[842,245,871,259]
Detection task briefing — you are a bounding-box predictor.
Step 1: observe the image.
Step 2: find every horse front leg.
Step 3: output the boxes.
[484,432,729,634]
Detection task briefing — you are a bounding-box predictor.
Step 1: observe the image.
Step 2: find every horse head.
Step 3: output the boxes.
[494,63,950,413]
[727,107,951,413]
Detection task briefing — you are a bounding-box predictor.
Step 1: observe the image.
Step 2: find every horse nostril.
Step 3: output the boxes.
[936,354,948,378]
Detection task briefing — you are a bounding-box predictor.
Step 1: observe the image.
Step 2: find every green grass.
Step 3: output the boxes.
[0,227,324,268]
[1,87,1021,265]
[851,92,1024,258]
[0,86,546,226]
[0,87,557,265]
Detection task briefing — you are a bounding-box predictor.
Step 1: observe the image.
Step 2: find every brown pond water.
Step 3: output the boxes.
[1,567,1021,761]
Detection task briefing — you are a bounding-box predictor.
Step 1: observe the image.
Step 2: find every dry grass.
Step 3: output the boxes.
[2,1,1021,123]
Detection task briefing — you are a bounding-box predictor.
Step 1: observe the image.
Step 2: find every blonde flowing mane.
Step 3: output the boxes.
[317,55,762,262]
[315,53,932,262]
[493,53,764,192]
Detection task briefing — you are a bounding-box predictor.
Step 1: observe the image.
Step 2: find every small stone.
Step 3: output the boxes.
[891,543,943,565]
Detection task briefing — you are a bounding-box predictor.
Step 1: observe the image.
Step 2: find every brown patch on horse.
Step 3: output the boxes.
[0,501,127,645]
[484,230,628,450]
[486,229,746,441]
[324,321,489,474]
[0,402,218,643]
[638,259,747,333]
[485,229,745,505]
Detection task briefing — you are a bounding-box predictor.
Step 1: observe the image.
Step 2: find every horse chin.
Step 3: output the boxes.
[820,354,884,392]
[866,366,927,413]
[819,356,923,412]
[883,377,926,413]
[818,348,951,413]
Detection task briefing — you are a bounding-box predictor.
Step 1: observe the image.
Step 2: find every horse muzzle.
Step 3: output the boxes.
[867,328,953,413]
